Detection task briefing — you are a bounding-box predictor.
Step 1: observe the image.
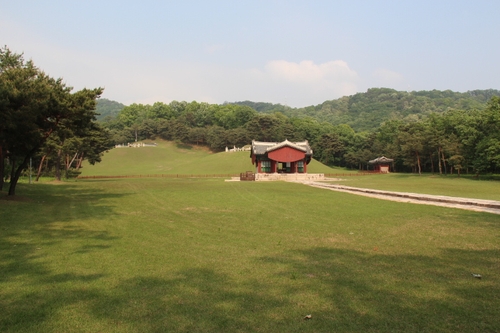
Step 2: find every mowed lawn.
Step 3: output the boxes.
[327,173,500,201]
[1,178,499,332]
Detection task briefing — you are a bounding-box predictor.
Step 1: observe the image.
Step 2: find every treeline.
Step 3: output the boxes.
[102,95,500,176]
[234,88,500,132]
[0,47,113,195]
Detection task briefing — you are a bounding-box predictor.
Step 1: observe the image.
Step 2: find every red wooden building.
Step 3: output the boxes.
[250,140,313,174]
[368,156,394,173]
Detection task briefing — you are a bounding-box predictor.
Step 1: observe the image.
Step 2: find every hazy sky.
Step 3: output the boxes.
[2,1,499,107]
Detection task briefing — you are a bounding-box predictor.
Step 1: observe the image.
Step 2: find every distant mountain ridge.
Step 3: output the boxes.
[100,88,500,132]
[232,88,500,132]
[96,98,126,121]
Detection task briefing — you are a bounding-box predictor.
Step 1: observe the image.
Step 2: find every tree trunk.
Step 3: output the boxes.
[55,149,62,181]
[437,148,442,175]
[416,151,422,175]
[441,150,447,175]
[35,155,47,182]
[75,153,84,170]
[10,156,16,182]
[0,145,4,191]
[8,148,38,196]
[64,152,78,179]
[430,153,434,174]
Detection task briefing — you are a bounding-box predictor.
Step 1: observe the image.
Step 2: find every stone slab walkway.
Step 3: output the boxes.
[300,181,500,215]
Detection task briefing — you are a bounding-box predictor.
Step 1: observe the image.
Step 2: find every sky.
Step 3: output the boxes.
[1,0,499,108]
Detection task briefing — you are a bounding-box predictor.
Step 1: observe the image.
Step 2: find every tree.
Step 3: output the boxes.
[187,127,207,146]
[0,47,25,190]
[206,126,228,151]
[0,46,104,195]
[397,122,426,174]
[313,133,345,166]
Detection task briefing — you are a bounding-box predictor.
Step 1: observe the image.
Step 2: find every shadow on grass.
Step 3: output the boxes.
[1,183,499,332]
[0,182,129,331]
[175,142,194,150]
[2,247,499,332]
[257,246,500,332]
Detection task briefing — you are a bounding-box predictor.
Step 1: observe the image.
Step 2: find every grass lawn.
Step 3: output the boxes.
[328,173,500,201]
[1,178,499,332]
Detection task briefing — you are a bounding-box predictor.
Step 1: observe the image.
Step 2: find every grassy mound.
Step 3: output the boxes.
[80,140,345,176]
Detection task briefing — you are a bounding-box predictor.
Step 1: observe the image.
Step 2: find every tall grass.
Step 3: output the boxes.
[1,178,499,332]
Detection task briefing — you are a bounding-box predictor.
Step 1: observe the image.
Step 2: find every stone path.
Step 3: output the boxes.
[300,181,500,215]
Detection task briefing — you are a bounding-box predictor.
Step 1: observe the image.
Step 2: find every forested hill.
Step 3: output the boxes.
[233,88,500,132]
[96,98,126,121]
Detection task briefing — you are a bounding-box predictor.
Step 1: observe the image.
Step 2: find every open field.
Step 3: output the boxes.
[2,142,500,332]
[1,178,500,332]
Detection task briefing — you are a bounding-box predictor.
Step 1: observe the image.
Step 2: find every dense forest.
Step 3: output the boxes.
[99,88,500,175]
[232,88,500,132]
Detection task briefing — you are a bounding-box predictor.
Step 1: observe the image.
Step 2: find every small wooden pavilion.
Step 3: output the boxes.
[369,156,394,173]
[250,140,313,174]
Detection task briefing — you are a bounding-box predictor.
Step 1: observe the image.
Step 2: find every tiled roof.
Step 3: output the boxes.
[251,140,312,155]
[369,156,394,164]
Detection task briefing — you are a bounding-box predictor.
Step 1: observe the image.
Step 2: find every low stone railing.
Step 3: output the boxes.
[254,173,325,181]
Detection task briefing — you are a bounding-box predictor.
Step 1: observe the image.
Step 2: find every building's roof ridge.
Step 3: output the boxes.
[369,156,394,164]
[266,139,307,152]
[251,139,312,155]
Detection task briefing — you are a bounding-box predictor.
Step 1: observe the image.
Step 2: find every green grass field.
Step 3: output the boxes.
[1,142,500,332]
[327,173,500,201]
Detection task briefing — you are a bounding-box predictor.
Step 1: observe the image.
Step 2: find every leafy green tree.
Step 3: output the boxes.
[289,117,323,142]
[150,102,175,119]
[225,127,251,147]
[313,133,345,166]
[0,47,25,190]
[370,120,403,170]
[117,103,150,127]
[0,46,104,195]
[206,125,228,151]
[245,114,282,142]
[138,119,158,140]
[343,132,373,170]
[397,122,426,174]
[468,97,500,174]
[187,127,207,146]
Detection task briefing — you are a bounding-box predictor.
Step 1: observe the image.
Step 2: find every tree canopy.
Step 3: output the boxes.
[0,46,112,195]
